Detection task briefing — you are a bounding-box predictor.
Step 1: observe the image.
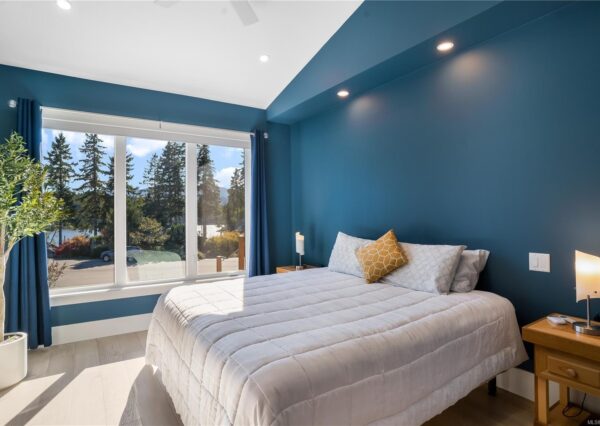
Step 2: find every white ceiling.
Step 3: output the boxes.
[0,1,361,109]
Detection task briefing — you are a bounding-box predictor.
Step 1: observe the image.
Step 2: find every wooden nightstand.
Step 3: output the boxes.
[276,265,318,274]
[523,315,600,425]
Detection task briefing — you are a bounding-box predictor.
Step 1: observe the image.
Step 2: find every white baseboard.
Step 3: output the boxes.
[51,313,153,345]
[497,367,558,403]
[498,367,600,413]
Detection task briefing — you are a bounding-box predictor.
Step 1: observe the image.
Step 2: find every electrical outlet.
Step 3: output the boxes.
[529,253,550,272]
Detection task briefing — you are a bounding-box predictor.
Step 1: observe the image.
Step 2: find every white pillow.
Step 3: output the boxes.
[328,232,372,277]
[382,242,465,294]
[450,249,490,293]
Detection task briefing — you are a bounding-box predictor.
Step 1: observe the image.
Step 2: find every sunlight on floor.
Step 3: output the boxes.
[0,332,181,426]
[0,373,64,425]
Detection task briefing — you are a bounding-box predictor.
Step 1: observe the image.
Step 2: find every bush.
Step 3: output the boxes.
[90,235,105,248]
[47,261,67,288]
[203,232,241,258]
[165,223,185,257]
[54,235,91,259]
[129,217,169,249]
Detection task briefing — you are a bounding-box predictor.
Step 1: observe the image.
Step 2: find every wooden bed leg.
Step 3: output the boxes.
[488,377,497,396]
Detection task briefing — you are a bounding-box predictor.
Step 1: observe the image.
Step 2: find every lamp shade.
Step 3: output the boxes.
[295,232,305,255]
[575,250,600,302]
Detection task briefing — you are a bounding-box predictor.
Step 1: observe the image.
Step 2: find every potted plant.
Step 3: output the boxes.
[0,132,61,390]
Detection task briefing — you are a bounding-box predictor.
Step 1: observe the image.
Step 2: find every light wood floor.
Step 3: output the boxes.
[0,331,535,426]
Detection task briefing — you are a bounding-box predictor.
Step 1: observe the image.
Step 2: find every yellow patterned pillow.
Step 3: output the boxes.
[356,230,408,283]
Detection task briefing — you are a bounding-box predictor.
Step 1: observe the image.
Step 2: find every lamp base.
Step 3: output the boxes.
[572,321,600,336]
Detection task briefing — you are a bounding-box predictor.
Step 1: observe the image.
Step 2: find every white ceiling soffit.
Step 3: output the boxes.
[0,1,362,109]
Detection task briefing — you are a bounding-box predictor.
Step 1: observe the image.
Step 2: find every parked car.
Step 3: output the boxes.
[100,246,141,263]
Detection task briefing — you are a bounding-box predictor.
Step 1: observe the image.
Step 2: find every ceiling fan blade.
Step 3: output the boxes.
[230,0,259,26]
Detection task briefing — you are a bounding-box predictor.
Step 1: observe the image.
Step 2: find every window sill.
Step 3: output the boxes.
[50,273,246,307]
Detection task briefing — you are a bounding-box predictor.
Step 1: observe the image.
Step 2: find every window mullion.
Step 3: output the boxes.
[185,143,198,279]
[114,136,127,286]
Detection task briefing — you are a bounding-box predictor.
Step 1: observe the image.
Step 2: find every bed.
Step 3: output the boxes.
[146,268,527,426]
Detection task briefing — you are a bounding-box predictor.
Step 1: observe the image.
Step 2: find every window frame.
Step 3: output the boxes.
[43,107,252,298]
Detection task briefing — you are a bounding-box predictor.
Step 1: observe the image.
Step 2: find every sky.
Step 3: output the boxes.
[41,129,244,189]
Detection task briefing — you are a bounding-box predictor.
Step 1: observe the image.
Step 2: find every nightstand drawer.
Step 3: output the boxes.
[547,354,600,388]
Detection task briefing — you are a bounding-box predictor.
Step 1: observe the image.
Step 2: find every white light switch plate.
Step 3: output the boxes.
[529,253,550,272]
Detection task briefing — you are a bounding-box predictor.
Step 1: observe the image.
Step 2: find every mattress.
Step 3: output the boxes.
[146,268,527,426]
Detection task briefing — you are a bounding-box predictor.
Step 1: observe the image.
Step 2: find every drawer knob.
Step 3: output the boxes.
[565,368,577,378]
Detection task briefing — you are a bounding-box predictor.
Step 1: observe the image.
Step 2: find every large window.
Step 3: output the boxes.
[42,108,250,292]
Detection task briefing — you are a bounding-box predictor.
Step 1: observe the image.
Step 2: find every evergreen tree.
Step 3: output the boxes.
[76,133,108,236]
[44,132,75,244]
[154,142,185,227]
[142,152,160,217]
[143,153,159,188]
[197,145,221,239]
[224,152,245,232]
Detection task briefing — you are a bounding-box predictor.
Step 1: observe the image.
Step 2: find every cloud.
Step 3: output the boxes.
[101,136,114,150]
[220,146,242,158]
[127,138,167,157]
[215,166,236,188]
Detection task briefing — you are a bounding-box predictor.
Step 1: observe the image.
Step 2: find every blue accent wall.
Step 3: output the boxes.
[0,65,295,326]
[267,0,500,122]
[266,123,293,268]
[289,1,600,337]
[267,1,568,124]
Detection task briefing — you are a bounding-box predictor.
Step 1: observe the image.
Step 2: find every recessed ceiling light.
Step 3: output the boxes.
[337,90,350,98]
[437,41,454,52]
[259,55,270,63]
[56,0,72,10]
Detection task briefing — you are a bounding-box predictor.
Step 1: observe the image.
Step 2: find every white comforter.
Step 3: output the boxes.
[146,268,527,426]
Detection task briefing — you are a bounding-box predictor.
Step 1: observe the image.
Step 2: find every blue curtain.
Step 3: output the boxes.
[248,130,270,277]
[4,98,52,349]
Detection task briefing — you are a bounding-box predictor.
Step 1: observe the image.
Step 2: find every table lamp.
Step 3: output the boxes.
[573,250,600,335]
[295,232,304,270]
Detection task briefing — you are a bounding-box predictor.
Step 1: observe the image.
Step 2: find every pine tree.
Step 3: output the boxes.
[76,133,108,236]
[197,145,222,239]
[143,153,159,188]
[224,152,245,232]
[44,132,75,244]
[154,142,185,227]
[142,153,160,218]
